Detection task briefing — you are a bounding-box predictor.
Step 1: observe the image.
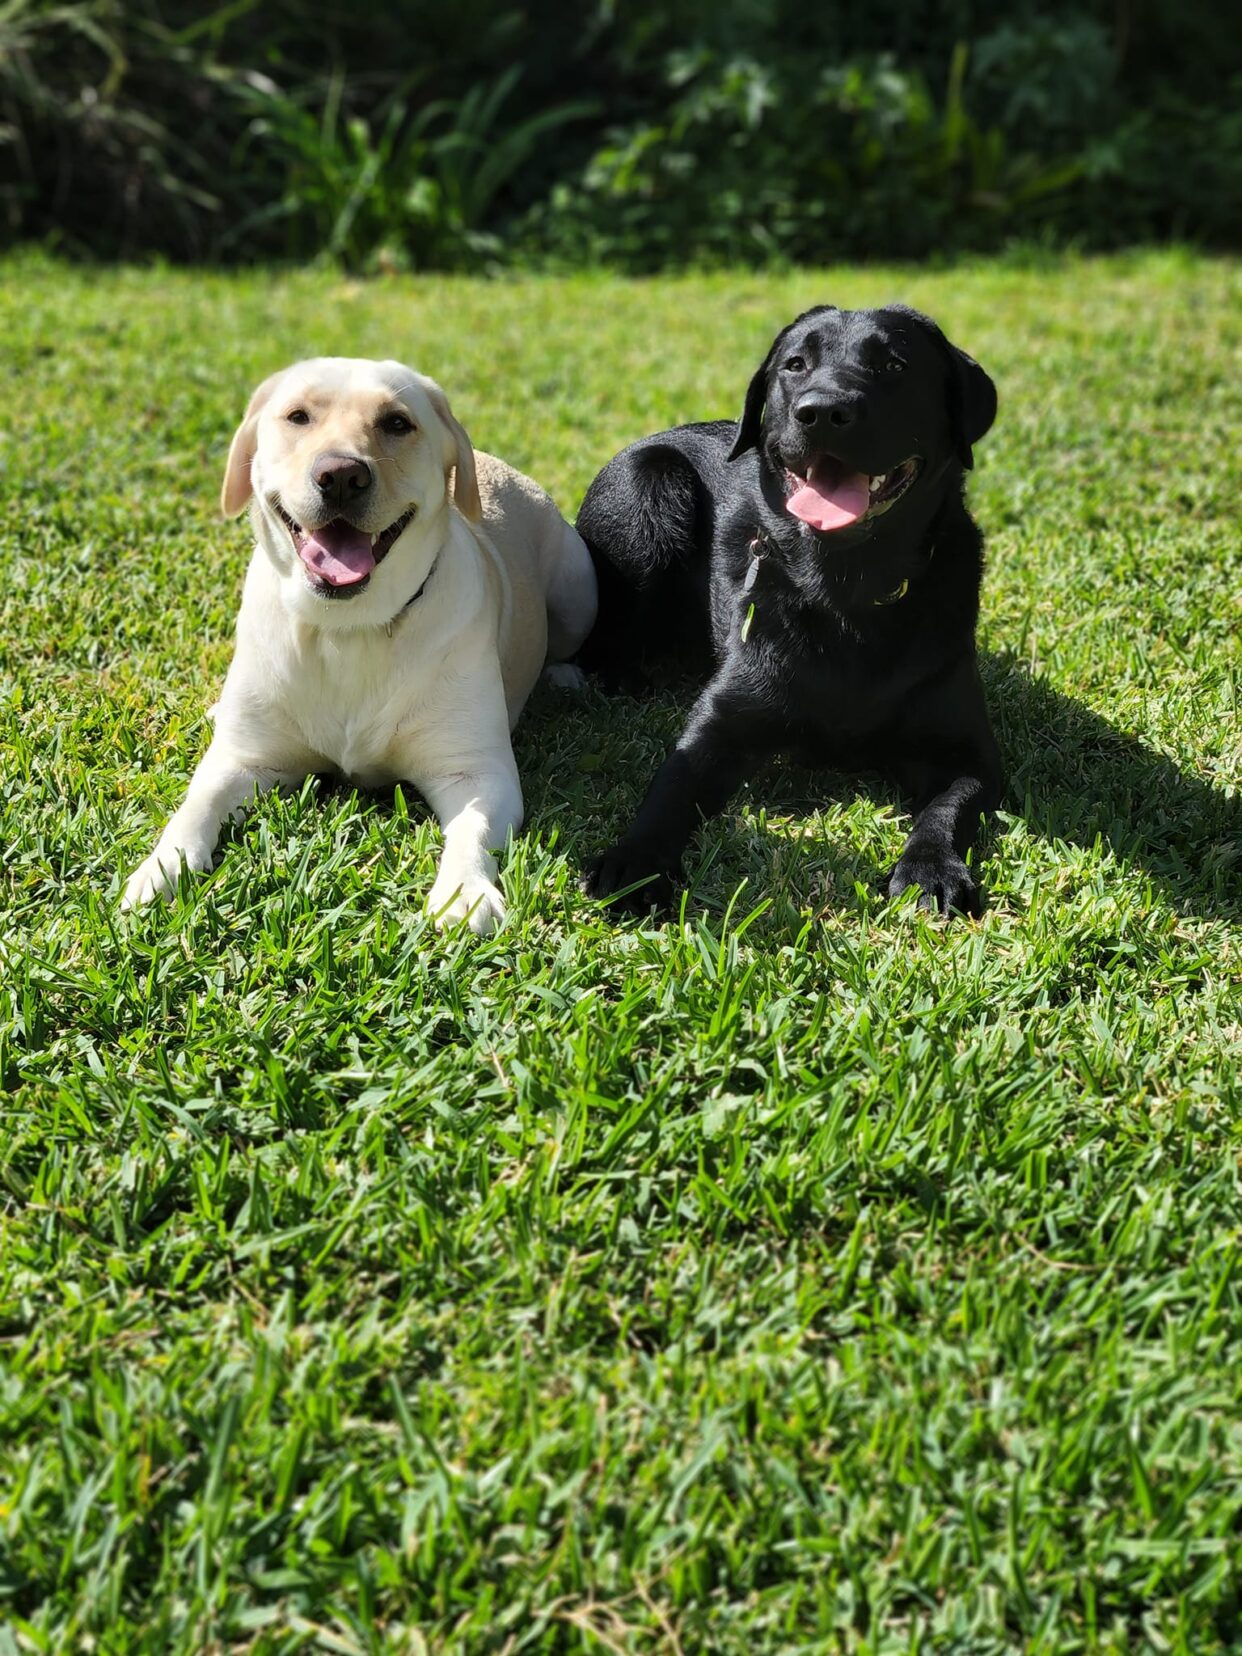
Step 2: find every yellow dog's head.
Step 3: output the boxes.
[221,357,481,625]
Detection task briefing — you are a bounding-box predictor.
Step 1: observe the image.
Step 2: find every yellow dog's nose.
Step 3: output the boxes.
[311,451,372,505]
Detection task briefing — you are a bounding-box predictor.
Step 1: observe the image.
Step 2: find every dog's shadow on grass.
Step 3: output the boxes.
[521,652,1239,932]
[981,653,1239,918]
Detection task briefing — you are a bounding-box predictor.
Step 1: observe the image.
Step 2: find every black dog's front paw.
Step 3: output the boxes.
[887,847,981,919]
[582,842,680,913]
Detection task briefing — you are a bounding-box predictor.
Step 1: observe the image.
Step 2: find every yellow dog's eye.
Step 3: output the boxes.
[380,413,415,435]
[286,409,311,425]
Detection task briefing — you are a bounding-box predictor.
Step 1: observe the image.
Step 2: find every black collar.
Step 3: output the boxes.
[747,526,919,612]
[383,553,440,636]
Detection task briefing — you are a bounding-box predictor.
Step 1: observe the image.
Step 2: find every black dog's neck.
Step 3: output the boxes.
[749,460,962,615]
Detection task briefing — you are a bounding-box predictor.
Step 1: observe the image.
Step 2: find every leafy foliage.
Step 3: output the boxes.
[529,45,1091,268]
[225,65,596,270]
[0,0,1237,267]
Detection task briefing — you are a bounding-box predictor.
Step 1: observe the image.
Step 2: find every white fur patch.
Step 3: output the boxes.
[543,662,587,692]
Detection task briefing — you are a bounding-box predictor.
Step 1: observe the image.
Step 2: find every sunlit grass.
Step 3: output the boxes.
[1,248,1239,1654]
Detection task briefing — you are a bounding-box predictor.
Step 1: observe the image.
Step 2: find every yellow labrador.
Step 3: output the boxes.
[122,357,597,932]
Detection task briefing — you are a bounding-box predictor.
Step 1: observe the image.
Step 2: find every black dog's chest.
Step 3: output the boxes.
[710,538,931,740]
[738,626,915,747]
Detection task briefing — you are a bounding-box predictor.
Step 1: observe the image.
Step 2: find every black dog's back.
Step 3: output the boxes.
[576,421,733,686]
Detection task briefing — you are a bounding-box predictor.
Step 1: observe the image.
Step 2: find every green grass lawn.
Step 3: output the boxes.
[2,247,1239,1654]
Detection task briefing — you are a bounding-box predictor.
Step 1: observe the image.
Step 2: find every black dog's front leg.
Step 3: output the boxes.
[887,769,1001,917]
[885,663,1004,918]
[584,673,769,911]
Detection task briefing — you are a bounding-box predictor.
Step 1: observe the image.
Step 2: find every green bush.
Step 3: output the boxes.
[523,46,1089,268]
[223,66,595,270]
[0,0,1236,267]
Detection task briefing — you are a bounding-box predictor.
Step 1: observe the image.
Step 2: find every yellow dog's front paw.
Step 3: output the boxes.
[426,872,506,936]
[120,845,210,910]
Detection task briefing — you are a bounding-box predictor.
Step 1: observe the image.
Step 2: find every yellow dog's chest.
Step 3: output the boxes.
[283,645,423,785]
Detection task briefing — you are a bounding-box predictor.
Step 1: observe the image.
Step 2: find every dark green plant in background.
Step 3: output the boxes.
[225,64,596,269]
[0,0,600,263]
[0,0,221,249]
[0,0,1237,268]
[528,44,1090,268]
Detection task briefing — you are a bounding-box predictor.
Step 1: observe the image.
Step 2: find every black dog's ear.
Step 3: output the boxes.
[888,305,997,470]
[727,356,770,462]
[946,341,997,470]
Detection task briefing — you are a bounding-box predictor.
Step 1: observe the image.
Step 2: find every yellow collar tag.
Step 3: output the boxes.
[875,578,909,607]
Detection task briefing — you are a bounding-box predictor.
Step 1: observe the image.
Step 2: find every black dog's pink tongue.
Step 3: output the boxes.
[298,521,376,587]
[786,460,871,531]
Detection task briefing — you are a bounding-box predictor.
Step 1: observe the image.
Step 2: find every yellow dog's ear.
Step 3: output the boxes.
[221,370,286,517]
[423,379,482,523]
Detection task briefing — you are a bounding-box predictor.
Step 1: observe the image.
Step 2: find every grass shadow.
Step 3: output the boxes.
[518,653,1240,935]
[983,651,1239,918]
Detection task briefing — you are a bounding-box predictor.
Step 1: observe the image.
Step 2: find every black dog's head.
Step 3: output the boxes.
[728,305,996,535]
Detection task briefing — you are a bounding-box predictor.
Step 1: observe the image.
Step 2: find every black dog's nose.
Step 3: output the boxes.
[311,452,372,502]
[793,395,864,430]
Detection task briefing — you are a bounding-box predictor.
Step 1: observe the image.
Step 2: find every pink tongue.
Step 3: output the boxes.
[786,463,871,531]
[298,521,376,587]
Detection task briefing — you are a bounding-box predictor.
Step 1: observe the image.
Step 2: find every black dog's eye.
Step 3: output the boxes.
[783,355,807,373]
[380,413,415,435]
[286,408,311,425]
[884,358,907,375]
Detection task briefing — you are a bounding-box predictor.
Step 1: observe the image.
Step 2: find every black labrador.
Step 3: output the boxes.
[577,303,1003,917]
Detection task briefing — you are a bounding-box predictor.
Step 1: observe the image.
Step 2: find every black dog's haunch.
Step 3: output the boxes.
[577,303,1003,918]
